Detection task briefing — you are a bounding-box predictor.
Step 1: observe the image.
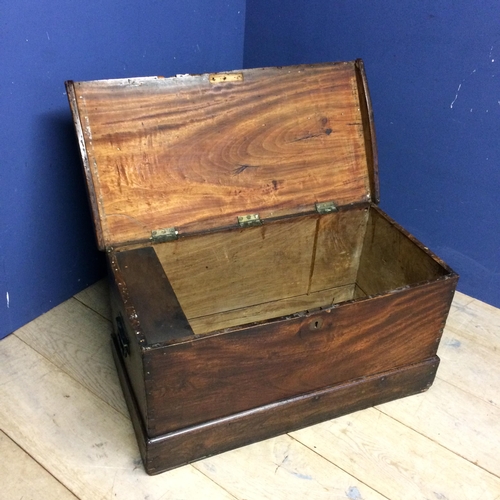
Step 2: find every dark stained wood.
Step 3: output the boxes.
[107,264,149,425]
[107,253,153,428]
[147,358,439,475]
[113,247,194,345]
[111,334,440,474]
[106,202,457,458]
[109,247,196,435]
[65,81,106,250]
[66,61,376,249]
[142,276,456,436]
[111,334,148,460]
[355,59,379,204]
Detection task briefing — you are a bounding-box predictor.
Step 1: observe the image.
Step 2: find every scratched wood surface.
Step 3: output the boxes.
[1,284,500,499]
[155,215,318,321]
[67,61,375,249]
[188,284,355,334]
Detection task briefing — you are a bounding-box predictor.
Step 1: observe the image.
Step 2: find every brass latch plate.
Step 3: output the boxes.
[209,72,244,84]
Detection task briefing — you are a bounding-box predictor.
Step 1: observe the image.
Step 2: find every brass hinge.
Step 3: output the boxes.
[237,214,262,228]
[315,201,338,215]
[151,227,179,243]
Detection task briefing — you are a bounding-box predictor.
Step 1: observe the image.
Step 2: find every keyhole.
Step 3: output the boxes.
[309,318,323,331]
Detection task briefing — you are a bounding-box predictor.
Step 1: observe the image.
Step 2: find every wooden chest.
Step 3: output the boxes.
[66,60,458,475]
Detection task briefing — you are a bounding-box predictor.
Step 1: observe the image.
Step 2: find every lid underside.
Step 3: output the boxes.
[67,60,378,250]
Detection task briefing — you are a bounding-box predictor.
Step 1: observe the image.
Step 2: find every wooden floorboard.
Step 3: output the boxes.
[0,430,78,500]
[14,297,127,416]
[1,282,499,499]
[0,334,236,500]
[376,377,500,477]
[291,407,500,500]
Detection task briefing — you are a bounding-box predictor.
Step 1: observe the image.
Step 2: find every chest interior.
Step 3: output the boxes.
[115,203,448,339]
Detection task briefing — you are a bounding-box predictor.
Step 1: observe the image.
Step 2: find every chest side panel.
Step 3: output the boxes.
[144,276,457,436]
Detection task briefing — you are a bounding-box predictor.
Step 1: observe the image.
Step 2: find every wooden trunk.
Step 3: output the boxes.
[66,60,458,474]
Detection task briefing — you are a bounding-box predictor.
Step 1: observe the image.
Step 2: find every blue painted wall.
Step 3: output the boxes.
[0,0,245,339]
[244,0,500,308]
[2,0,498,341]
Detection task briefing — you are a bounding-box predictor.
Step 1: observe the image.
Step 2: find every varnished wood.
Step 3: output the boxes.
[105,200,458,454]
[116,275,455,438]
[142,358,439,473]
[355,59,379,204]
[112,247,193,344]
[65,81,105,250]
[111,332,440,474]
[117,205,450,336]
[65,58,460,479]
[66,61,376,249]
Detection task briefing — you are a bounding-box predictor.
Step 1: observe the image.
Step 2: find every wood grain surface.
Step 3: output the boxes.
[188,284,355,334]
[0,430,78,500]
[68,61,375,249]
[150,205,445,334]
[136,358,439,473]
[357,206,448,295]
[154,215,318,321]
[154,208,368,332]
[0,334,236,500]
[141,278,456,436]
[291,406,500,500]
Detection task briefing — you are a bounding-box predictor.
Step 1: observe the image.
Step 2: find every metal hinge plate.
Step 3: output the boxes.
[315,201,338,215]
[237,214,262,228]
[151,227,179,243]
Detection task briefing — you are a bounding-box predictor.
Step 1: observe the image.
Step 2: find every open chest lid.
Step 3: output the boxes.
[66,59,378,250]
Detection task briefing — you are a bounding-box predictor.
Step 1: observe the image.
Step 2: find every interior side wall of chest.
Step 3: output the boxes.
[154,206,371,334]
[149,204,449,334]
